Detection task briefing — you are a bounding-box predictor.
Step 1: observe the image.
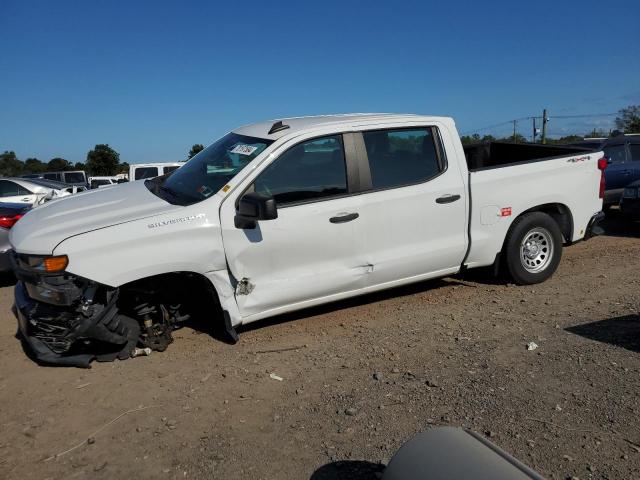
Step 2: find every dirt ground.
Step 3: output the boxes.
[0,212,639,480]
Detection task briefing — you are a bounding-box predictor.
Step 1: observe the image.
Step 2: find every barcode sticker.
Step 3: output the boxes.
[230,144,258,156]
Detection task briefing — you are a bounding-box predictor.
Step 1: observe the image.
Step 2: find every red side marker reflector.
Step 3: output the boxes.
[500,207,512,217]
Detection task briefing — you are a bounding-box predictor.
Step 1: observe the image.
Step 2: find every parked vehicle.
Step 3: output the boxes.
[0,177,85,207]
[88,176,119,189]
[129,162,183,181]
[568,134,640,207]
[9,114,605,366]
[621,179,640,220]
[41,170,88,187]
[0,203,30,272]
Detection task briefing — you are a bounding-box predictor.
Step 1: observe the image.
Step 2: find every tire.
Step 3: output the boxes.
[503,212,563,285]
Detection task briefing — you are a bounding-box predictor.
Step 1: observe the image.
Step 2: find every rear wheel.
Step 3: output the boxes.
[504,212,563,285]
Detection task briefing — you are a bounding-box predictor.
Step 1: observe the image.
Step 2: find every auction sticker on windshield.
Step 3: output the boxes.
[230,144,258,155]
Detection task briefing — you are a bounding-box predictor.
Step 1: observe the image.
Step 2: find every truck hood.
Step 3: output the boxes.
[10,180,180,254]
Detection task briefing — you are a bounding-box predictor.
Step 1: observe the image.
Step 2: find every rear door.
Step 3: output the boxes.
[355,125,468,287]
[603,142,630,204]
[628,142,640,183]
[0,180,37,204]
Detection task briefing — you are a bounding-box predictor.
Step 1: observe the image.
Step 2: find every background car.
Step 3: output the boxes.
[0,177,85,207]
[0,202,30,272]
[621,179,640,220]
[568,134,640,207]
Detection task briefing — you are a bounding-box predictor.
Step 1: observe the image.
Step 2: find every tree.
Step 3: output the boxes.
[188,144,205,159]
[119,162,130,174]
[86,144,120,175]
[48,157,72,171]
[0,151,24,176]
[74,162,86,170]
[615,106,640,133]
[23,158,46,173]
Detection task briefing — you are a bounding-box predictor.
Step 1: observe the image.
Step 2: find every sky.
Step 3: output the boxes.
[1,0,639,164]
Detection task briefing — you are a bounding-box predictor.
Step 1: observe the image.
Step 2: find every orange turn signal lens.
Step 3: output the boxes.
[43,255,68,272]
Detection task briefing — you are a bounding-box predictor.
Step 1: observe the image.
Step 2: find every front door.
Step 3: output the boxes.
[220,134,367,319]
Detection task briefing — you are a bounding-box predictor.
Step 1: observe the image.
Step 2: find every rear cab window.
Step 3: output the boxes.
[135,167,159,180]
[362,127,445,190]
[604,144,627,164]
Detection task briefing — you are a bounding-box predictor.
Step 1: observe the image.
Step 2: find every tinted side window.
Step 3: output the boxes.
[0,180,21,197]
[604,145,627,164]
[135,167,159,180]
[254,135,347,206]
[363,128,442,189]
[43,172,62,181]
[629,144,640,162]
[164,166,180,174]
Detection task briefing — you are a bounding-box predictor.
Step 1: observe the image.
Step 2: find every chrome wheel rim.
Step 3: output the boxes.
[520,228,553,273]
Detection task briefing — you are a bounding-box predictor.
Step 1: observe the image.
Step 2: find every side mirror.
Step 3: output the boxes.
[234,192,277,229]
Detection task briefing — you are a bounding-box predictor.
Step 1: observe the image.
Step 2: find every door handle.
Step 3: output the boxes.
[329,212,359,223]
[21,198,31,202]
[436,194,461,204]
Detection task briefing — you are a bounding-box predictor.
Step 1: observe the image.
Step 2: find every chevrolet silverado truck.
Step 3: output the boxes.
[10,114,606,366]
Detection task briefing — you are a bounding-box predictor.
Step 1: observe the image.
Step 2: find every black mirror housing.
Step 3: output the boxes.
[235,192,277,229]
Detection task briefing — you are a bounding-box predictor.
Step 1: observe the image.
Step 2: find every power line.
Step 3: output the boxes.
[463,112,617,135]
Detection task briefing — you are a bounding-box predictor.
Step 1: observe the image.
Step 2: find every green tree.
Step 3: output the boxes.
[0,151,24,176]
[188,144,205,159]
[615,106,640,133]
[24,158,46,173]
[47,157,72,171]
[119,161,130,174]
[74,162,86,170]
[86,144,120,175]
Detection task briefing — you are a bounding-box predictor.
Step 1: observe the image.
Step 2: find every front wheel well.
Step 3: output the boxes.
[118,271,224,329]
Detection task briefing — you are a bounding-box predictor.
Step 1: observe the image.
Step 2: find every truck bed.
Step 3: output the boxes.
[463,142,594,171]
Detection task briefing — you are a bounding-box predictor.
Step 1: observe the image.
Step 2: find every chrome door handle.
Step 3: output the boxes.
[329,213,359,223]
[21,198,30,202]
[436,194,461,204]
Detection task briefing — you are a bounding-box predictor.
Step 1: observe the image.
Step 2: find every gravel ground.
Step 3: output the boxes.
[0,212,638,480]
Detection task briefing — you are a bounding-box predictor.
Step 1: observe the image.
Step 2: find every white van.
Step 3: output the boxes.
[129,162,183,181]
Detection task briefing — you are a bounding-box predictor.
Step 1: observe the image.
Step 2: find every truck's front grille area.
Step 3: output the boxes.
[27,303,82,354]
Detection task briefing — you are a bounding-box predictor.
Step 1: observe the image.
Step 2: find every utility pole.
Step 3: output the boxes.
[532,117,537,143]
[541,109,548,144]
[513,120,517,143]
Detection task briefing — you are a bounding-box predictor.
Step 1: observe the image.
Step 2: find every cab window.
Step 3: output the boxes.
[135,167,159,180]
[604,145,627,164]
[362,128,443,190]
[253,135,348,206]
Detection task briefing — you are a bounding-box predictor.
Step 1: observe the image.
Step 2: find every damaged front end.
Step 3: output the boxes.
[12,253,188,367]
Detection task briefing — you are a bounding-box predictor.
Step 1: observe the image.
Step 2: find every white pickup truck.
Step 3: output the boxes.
[10,114,605,366]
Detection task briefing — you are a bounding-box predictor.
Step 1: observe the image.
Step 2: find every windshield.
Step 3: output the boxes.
[152,133,273,205]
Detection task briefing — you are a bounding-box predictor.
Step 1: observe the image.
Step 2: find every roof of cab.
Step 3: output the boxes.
[232,113,448,140]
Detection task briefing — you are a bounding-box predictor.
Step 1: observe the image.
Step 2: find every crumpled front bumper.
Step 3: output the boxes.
[14,281,139,368]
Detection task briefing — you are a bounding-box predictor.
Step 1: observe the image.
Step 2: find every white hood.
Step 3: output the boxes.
[10,180,180,254]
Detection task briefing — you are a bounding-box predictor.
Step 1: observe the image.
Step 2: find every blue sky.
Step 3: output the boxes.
[1,0,639,164]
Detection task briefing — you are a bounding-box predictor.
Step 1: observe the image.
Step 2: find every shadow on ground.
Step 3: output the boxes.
[309,461,385,480]
[0,271,17,288]
[566,314,640,353]
[237,277,454,335]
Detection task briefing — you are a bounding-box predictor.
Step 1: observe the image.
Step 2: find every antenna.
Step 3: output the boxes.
[268,121,290,135]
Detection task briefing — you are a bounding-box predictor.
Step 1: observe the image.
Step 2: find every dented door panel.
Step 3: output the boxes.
[220,195,367,318]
